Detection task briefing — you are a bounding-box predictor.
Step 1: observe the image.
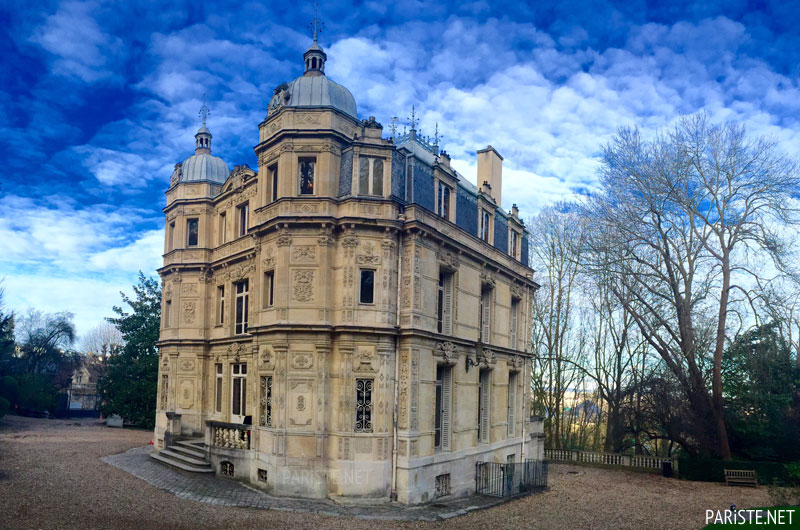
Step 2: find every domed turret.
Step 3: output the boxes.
[267,35,357,119]
[175,97,229,185]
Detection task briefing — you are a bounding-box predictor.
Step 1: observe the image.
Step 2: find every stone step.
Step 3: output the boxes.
[150,452,214,474]
[159,448,211,467]
[175,439,206,450]
[168,443,206,460]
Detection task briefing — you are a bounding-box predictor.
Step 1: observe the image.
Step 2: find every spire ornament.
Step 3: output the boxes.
[309,3,325,43]
[198,93,210,127]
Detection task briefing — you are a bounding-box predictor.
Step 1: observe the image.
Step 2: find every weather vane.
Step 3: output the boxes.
[309,3,325,42]
[390,116,399,140]
[433,122,442,146]
[199,93,210,127]
[408,105,419,131]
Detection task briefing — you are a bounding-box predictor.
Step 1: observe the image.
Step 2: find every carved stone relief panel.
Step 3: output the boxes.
[178,378,194,409]
[178,359,196,373]
[182,301,197,324]
[292,270,315,302]
[291,245,317,264]
[288,380,314,428]
[398,349,410,429]
[291,351,314,370]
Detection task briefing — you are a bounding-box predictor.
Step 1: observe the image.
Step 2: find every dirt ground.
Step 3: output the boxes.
[0,415,771,530]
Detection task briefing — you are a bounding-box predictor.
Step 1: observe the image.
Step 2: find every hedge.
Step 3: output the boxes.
[0,396,9,419]
[678,457,796,485]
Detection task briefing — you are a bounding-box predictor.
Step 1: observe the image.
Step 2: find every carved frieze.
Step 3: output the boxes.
[276,226,292,247]
[182,301,196,324]
[356,242,381,265]
[291,246,316,264]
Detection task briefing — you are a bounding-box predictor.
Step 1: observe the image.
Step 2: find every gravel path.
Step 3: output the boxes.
[0,415,770,529]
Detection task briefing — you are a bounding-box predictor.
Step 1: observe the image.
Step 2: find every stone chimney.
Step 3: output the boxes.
[477,145,503,206]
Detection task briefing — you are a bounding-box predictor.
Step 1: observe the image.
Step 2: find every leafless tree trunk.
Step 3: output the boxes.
[581,113,799,459]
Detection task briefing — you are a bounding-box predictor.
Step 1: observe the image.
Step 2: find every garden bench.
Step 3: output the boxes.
[724,469,758,487]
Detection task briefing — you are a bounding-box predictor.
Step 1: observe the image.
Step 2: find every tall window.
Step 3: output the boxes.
[235,280,249,334]
[237,202,249,237]
[479,288,492,343]
[358,157,384,196]
[480,209,491,242]
[264,271,274,308]
[231,363,247,421]
[510,299,519,349]
[437,181,451,220]
[260,376,272,427]
[168,221,175,250]
[217,285,225,325]
[507,371,518,436]
[359,269,375,304]
[219,213,227,245]
[434,365,452,450]
[478,368,491,443]
[436,271,454,334]
[186,218,199,247]
[299,157,315,195]
[269,164,279,202]
[355,379,373,432]
[215,363,223,413]
[510,230,519,259]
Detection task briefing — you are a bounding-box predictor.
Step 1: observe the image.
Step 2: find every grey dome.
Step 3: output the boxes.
[269,75,358,119]
[180,152,229,184]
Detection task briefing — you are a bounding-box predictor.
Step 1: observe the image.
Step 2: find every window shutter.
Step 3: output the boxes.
[443,274,453,335]
[480,370,490,443]
[441,366,452,451]
[507,373,516,436]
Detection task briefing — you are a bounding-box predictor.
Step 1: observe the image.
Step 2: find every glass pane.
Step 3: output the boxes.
[187,219,198,246]
[360,270,374,304]
[300,159,315,194]
[359,157,369,195]
[373,159,383,195]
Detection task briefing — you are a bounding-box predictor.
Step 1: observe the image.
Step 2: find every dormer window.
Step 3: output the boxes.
[480,209,491,242]
[437,181,451,220]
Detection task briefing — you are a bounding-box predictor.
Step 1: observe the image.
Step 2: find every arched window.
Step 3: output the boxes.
[312,57,317,69]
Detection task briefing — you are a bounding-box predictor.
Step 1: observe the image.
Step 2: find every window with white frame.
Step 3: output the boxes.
[358,157,384,196]
[237,202,249,237]
[217,285,225,325]
[437,181,451,220]
[510,230,519,259]
[480,208,491,242]
[234,280,249,334]
[434,365,452,450]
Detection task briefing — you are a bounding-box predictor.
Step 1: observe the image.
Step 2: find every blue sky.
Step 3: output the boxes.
[2,0,800,339]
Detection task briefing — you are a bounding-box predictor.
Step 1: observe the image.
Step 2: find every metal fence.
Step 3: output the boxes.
[475,460,548,499]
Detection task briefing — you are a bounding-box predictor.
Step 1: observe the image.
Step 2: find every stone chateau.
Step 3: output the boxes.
[153,33,543,504]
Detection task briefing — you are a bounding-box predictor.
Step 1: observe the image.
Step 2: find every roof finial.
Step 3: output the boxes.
[310,3,325,43]
[433,122,441,146]
[199,93,210,127]
[390,116,399,141]
[408,105,419,131]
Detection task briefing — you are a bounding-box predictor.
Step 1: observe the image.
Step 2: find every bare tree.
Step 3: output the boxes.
[582,113,799,459]
[80,322,123,358]
[528,205,588,449]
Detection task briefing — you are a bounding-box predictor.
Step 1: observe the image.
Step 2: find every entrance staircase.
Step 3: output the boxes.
[150,438,214,474]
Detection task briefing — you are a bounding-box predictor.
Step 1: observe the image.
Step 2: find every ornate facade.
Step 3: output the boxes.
[153,35,542,504]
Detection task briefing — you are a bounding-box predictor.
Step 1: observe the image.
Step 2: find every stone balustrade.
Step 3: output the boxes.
[545,449,676,471]
[207,421,251,450]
